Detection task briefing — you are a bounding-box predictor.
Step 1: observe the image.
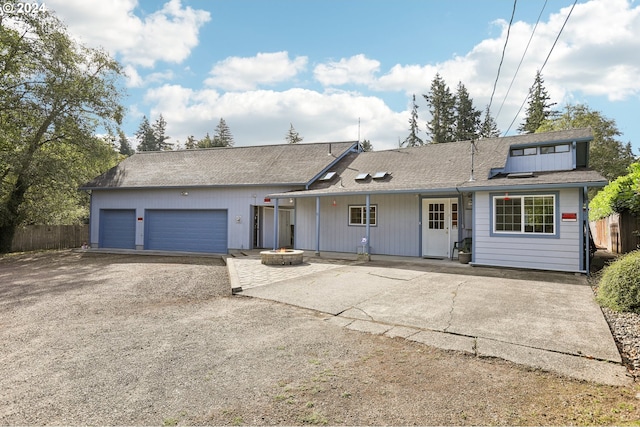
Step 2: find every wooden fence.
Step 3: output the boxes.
[590,212,640,254]
[10,225,89,253]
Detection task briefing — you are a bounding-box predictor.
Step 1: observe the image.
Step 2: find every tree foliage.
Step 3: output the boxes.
[402,94,423,147]
[453,82,482,142]
[360,139,373,152]
[285,123,303,144]
[135,114,172,151]
[480,106,501,138]
[423,73,455,143]
[0,3,125,252]
[213,118,234,147]
[590,163,640,221]
[537,104,636,181]
[518,70,556,134]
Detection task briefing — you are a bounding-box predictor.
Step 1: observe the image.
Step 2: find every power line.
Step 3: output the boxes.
[495,0,547,121]
[487,0,517,115]
[504,0,578,135]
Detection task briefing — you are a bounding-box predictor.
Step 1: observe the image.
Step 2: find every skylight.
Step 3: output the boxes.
[320,171,336,181]
[355,172,370,180]
[372,171,388,179]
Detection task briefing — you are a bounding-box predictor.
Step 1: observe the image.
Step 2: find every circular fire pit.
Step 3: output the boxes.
[260,249,304,265]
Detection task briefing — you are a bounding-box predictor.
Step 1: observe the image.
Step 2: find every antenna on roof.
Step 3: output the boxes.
[358,117,361,142]
[469,140,478,182]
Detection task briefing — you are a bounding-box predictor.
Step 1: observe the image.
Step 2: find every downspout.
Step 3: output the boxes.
[315,196,320,255]
[273,198,279,250]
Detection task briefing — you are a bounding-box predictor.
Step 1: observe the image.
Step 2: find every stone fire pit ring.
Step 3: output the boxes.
[260,249,305,265]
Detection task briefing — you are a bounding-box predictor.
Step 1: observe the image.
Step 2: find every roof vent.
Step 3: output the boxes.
[355,172,370,181]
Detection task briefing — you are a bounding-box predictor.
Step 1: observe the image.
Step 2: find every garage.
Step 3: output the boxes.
[99,209,136,249]
[144,210,228,253]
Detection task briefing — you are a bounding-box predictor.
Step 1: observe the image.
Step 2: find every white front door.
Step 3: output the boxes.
[422,198,457,258]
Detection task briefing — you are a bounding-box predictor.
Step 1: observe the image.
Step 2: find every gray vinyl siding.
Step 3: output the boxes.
[296,193,420,256]
[473,189,582,272]
[505,149,573,173]
[89,186,298,251]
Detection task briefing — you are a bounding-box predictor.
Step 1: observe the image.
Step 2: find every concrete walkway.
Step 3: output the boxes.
[227,254,631,386]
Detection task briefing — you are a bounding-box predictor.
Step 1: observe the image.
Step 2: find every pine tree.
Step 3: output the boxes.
[135,116,156,151]
[518,70,557,134]
[117,129,134,156]
[423,73,456,143]
[212,118,234,147]
[184,135,197,149]
[479,106,501,138]
[453,82,482,141]
[285,123,303,144]
[361,139,373,152]
[402,94,424,147]
[152,114,172,150]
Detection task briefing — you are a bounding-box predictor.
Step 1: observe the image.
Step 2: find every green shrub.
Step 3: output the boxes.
[596,250,640,313]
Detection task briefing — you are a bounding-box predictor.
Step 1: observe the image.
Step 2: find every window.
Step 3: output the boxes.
[510,147,537,157]
[452,203,458,228]
[349,205,377,226]
[541,144,570,154]
[428,203,445,229]
[494,194,555,234]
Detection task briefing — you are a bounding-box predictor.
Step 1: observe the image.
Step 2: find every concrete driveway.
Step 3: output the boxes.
[228,256,630,386]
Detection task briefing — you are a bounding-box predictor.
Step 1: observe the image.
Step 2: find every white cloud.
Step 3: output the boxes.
[314,54,381,86]
[143,85,405,150]
[204,52,308,91]
[46,0,210,67]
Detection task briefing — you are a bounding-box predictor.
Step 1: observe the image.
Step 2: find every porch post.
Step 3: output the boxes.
[315,196,321,255]
[273,198,279,250]
[365,194,371,254]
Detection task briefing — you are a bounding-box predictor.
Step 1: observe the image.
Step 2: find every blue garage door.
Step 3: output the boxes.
[100,209,136,249]
[145,210,228,253]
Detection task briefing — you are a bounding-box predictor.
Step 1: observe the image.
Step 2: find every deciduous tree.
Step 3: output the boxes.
[0,4,125,252]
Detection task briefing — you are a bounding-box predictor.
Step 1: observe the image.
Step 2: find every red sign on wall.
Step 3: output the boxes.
[561,212,577,221]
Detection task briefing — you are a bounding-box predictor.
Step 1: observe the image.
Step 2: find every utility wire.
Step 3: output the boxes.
[495,0,547,121]
[487,0,517,115]
[504,0,578,135]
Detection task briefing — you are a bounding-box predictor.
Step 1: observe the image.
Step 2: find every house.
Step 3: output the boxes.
[82,128,606,273]
[80,141,359,253]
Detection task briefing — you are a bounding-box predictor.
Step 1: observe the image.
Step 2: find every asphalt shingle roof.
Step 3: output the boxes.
[271,129,606,197]
[81,141,358,189]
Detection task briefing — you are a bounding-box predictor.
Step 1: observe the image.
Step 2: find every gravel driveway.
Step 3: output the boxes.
[1,250,639,425]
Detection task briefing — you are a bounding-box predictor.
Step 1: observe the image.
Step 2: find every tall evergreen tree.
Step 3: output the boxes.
[152,114,172,150]
[453,82,482,141]
[117,130,134,156]
[537,104,636,181]
[402,94,424,147]
[285,123,303,144]
[135,116,156,151]
[184,135,197,149]
[361,139,373,152]
[423,73,456,143]
[479,106,501,138]
[518,70,557,134]
[212,118,235,147]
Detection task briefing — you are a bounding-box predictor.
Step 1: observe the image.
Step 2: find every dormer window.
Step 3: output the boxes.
[540,144,570,154]
[511,147,537,157]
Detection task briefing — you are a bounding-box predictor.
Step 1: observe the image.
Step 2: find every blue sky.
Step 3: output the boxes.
[47,0,640,153]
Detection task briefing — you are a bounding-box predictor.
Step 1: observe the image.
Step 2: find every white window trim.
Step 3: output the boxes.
[492,194,557,236]
[349,205,377,226]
